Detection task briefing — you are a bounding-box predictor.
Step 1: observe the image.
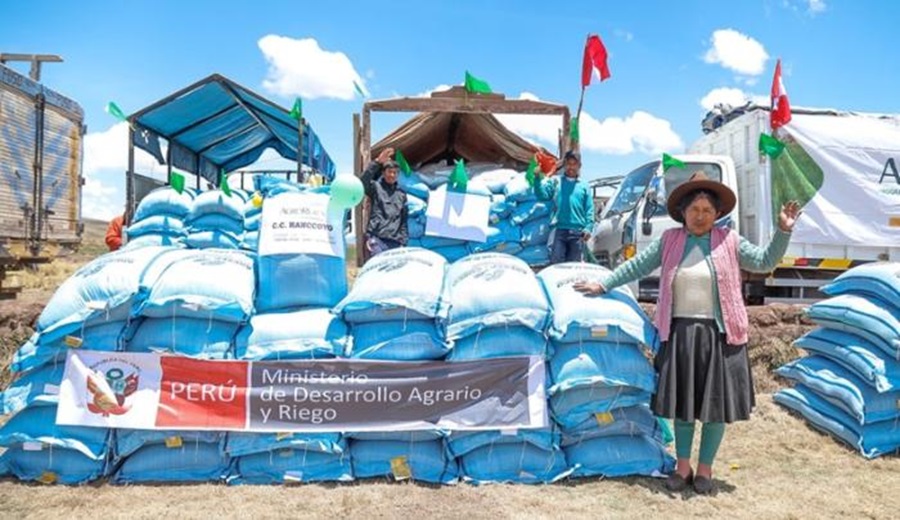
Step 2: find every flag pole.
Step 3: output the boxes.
[573,33,590,153]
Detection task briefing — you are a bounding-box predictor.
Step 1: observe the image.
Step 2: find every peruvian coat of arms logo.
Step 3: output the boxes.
[85,360,140,416]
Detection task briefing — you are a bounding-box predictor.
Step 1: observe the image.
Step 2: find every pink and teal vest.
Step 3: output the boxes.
[657,227,749,345]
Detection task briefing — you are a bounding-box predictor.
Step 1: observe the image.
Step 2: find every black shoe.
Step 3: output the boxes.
[665,471,693,492]
[693,475,714,495]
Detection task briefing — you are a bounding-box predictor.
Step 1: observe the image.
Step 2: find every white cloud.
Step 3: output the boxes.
[699,87,769,111]
[82,177,119,221]
[703,29,769,76]
[415,84,453,98]
[807,0,826,13]
[496,92,683,156]
[258,35,368,100]
[81,122,166,219]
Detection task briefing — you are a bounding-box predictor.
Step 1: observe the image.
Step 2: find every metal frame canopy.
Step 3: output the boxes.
[125,73,335,209]
[352,86,571,266]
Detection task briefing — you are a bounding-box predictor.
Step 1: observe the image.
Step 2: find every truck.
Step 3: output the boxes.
[591,104,900,303]
[0,55,84,299]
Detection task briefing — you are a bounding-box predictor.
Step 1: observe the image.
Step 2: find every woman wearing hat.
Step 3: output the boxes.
[573,171,801,494]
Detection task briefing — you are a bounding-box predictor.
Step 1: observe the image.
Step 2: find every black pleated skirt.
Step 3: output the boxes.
[651,318,755,423]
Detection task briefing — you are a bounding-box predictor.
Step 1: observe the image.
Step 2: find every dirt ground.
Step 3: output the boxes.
[0,226,897,519]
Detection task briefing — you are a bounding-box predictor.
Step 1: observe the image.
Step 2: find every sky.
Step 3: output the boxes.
[3,0,899,220]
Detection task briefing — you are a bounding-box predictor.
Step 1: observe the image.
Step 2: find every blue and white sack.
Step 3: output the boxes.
[538,263,659,348]
[334,247,448,323]
[447,428,570,484]
[806,295,900,358]
[234,307,347,360]
[794,327,900,393]
[135,248,255,323]
[35,246,169,344]
[445,253,550,340]
[350,439,459,484]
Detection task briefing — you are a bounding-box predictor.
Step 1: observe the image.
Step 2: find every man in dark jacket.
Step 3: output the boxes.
[361,147,408,255]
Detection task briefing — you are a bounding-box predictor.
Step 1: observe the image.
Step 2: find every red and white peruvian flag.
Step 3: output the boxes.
[770,59,792,130]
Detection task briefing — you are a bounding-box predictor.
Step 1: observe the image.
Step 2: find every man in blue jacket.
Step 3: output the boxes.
[535,151,595,264]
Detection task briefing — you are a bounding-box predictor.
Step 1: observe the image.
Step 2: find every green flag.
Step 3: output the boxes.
[770,138,823,225]
[464,71,492,94]
[449,159,469,192]
[758,132,786,158]
[570,117,580,143]
[395,149,412,176]
[525,155,538,187]
[289,98,303,121]
[105,101,128,122]
[169,170,185,194]
[353,81,367,98]
[220,169,232,197]
[662,153,686,172]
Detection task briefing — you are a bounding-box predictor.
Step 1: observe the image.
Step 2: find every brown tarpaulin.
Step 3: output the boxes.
[371,112,556,170]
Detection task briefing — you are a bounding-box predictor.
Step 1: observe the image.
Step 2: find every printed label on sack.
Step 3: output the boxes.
[37,471,58,484]
[595,412,615,425]
[164,436,183,448]
[390,456,412,481]
[64,336,83,348]
[43,383,60,395]
[22,441,44,452]
[276,432,294,441]
[500,428,519,436]
[590,326,608,338]
[85,300,108,311]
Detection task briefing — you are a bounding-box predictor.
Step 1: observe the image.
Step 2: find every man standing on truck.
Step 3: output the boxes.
[360,147,408,255]
[535,151,595,263]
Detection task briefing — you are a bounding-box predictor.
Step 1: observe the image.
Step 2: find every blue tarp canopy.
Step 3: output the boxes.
[130,73,336,183]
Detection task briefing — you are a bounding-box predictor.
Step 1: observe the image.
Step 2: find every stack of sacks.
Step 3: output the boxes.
[0,247,169,484]
[0,364,111,484]
[403,164,555,266]
[335,247,449,360]
[185,190,245,249]
[441,253,562,483]
[111,248,254,482]
[333,247,454,482]
[446,428,570,485]
[226,432,352,484]
[504,172,553,266]
[775,262,900,458]
[124,249,256,360]
[242,194,263,251]
[124,187,194,250]
[254,178,347,312]
[538,263,673,478]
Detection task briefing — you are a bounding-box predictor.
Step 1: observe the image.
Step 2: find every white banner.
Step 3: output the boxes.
[785,114,900,247]
[425,186,491,243]
[258,192,344,257]
[56,351,548,433]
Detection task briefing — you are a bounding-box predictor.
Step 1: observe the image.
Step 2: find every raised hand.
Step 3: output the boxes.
[778,200,802,232]
[376,147,394,164]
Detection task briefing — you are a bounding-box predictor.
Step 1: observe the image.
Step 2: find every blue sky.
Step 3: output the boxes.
[3,0,898,219]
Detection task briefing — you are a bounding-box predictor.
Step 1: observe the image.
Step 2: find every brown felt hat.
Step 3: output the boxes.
[666,171,736,223]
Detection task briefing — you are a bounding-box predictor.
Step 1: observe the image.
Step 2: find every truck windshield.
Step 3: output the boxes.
[602,162,659,217]
[646,162,725,217]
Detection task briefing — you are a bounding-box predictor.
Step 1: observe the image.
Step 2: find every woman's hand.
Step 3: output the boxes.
[778,200,802,232]
[573,281,606,296]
